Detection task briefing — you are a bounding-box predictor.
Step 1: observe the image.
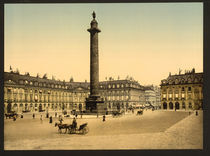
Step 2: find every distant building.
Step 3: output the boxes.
[160,69,203,110]
[144,85,161,109]
[99,80,145,112]
[153,86,161,109]
[4,71,145,113]
[144,86,156,108]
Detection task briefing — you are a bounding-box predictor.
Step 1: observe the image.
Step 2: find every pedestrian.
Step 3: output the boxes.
[59,115,63,124]
[49,116,53,123]
[21,113,23,118]
[13,115,16,121]
[55,112,57,118]
[32,113,35,119]
[75,114,78,118]
[72,117,77,132]
[40,115,43,123]
[46,112,49,118]
[81,113,82,119]
[103,115,106,122]
[189,111,191,115]
[196,110,198,116]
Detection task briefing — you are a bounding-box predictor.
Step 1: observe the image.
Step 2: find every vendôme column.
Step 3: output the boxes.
[86,11,106,114]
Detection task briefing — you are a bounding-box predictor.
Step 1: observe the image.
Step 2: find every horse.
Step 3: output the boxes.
[55,122,71,134]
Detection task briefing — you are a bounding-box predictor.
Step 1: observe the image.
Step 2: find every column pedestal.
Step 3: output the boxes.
[86,96,106,115]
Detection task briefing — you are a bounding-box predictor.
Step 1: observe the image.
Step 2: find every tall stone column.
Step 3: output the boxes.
[87,11,101,96]
[85,12,105,114]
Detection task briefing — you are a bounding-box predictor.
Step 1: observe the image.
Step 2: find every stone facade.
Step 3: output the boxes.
[99,80,145,112]
[4,72,146,113]
[144,86,156,108]
[160,69,203,110]
[144,85,161,109]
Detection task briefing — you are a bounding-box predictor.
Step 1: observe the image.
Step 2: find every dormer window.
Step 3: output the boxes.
[188,78,192,83]
[175,79,179,84]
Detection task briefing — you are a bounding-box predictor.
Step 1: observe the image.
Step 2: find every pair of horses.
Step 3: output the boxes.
[55,122,89,134]
[55,122,74,134]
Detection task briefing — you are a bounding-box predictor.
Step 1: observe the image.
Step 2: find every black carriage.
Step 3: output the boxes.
[137,110,143,115]
[68,123,89,135]
[112,111,123,117]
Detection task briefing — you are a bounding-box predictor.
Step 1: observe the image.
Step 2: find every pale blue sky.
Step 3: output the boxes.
[5,3,203,85]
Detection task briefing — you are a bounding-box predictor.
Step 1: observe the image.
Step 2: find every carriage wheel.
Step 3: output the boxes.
[82,127,89,134]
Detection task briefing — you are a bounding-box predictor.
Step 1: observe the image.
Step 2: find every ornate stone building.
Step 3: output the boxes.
[143,85,161,109]
[144,86,156,108]
[4,71,90,113]
[4,71,145,113]
[99,80,145,112]
[160,69,203,110]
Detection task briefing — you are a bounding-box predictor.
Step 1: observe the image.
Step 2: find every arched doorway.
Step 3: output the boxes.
[163,102,167,109]
[126,103,128,112]
[169,102,173,109]
[25,104,28,111]
[122,103,124,108]
[175,102,180,110]
[30,103,33,111]
[19,104,23,112]
[7,102,12,113]
[39,104,42,112]
[117,103,120,112]
[182,102,186,110]
[13,104,18,112]
[189,102,192,109]
[79,103,82,112]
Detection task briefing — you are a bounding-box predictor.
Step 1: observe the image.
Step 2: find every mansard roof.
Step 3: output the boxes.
[160,72,203,86]
[4,72,145,90]
[4,72,89,90]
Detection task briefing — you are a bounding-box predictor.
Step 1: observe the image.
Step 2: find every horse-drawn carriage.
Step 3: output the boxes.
[55,122,89,135]
[112,111,124,117]
[5,111,18,119]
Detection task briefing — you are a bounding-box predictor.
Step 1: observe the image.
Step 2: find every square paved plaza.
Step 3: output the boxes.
[4,110,203,150]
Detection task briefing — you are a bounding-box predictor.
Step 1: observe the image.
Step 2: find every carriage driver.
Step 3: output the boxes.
[59,115,63,124]
[72,117,77,131]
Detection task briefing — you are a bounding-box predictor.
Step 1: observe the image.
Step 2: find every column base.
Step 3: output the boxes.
[85,96,106,115]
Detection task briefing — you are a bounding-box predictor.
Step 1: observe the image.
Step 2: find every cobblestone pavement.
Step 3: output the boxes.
[4,110,202,150]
